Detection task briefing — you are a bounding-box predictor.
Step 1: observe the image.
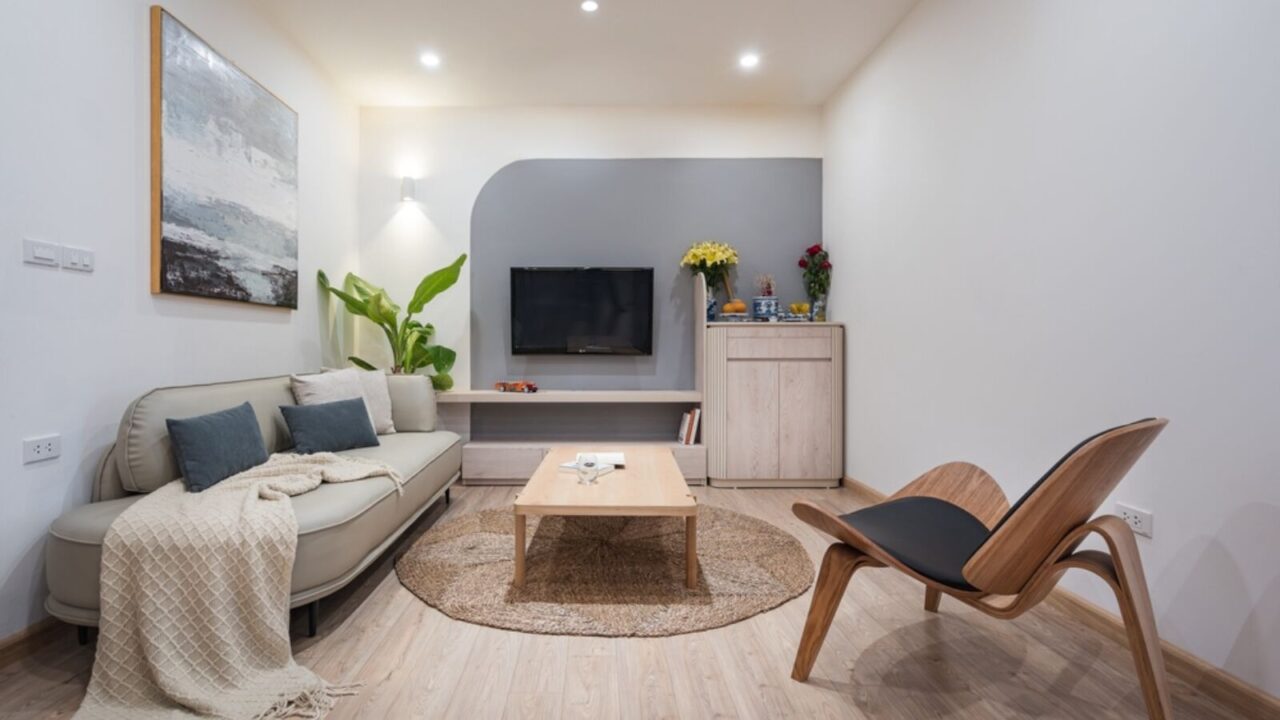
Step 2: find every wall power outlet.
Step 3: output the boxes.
[1115,502,1153,538]
[22,434,62,464]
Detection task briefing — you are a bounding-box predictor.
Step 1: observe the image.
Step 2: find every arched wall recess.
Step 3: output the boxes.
[468,157,822,391]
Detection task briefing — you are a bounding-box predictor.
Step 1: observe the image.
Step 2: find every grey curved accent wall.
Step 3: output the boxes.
[470,158,821,390]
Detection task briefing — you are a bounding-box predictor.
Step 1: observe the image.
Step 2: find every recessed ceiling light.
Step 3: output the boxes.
[738,51,761,71]
[419,51,442,69]
[581,1,600,12]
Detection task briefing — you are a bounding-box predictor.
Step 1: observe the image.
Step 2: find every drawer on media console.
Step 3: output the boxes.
[724,326,834,360]
[670,445,707,481]
[462,445,547,480]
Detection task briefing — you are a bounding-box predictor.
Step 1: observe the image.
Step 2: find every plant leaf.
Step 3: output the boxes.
[407,254,467,315]
[428,345,456,374]
[430,372,454,391]
[323,285,370,318]
[346,272,381,294]
[347,356,377,371]
[401,328,424,372]
[366,291,399,328]
[346,273,397,312]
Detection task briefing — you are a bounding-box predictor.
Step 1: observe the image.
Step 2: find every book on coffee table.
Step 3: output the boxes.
[559,451,626,469]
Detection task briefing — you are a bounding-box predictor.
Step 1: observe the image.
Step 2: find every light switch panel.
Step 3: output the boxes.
[61,246,95,272]
[23,238,60,267]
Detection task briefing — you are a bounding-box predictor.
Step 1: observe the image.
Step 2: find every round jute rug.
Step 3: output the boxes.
[395,505,814,637]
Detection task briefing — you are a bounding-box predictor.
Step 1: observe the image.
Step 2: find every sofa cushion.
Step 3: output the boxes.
[281,398,379,454]
[323,368,396,434]
[47,431,462,617]
[291,368,364,406]
[116,376,295,493]
[290,432,459,533]
[291,369,388,434]
[386,374,436,432]
[167,402,270,492]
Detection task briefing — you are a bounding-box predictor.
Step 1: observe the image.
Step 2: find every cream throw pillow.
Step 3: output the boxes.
[291,368,397,435]
[344,369,396,434]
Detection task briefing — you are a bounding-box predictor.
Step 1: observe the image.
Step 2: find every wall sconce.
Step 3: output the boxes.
[400,177,416,202]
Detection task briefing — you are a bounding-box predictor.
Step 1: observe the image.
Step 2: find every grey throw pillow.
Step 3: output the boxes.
[280,398,380,454]
[166,402,269,493]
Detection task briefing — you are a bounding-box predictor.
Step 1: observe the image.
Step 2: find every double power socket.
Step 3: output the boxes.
[23,434,62,464]
[1114,502,1154,538]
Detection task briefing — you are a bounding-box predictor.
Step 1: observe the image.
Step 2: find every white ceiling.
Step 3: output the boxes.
[260,0,918,107]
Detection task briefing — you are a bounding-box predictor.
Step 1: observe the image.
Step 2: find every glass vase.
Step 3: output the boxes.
[809,295,827,322]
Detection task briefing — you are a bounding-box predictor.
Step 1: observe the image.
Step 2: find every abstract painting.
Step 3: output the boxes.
[151,7,298,308]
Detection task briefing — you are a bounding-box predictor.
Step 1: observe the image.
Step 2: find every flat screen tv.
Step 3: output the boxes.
[511,267,654,355]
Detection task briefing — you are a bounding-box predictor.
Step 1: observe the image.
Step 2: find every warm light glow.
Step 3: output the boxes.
[738,51,761,71]
[580,1,599,11]
[393,155,426,180]
[419,51,442,69]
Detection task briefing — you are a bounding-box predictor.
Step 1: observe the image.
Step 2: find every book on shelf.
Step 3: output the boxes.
[674,408,701,445]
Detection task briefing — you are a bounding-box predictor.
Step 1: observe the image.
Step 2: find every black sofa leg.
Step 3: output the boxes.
[445,488,451,506]
[307,600,319,638]
[77,626,90,645]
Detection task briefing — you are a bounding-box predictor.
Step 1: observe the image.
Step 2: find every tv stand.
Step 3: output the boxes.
[438,274,843,487]
[436,391,706,484]
[439,390,702,404]
[435,279,709,485]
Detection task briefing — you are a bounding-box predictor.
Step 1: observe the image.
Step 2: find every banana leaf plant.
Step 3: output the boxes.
[317,253,467,390]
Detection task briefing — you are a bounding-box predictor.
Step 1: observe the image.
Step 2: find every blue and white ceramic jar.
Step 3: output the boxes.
[751,296,779,322]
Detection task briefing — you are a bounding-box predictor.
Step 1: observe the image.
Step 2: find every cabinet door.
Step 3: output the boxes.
[779,360,835,479]
[724,360,779,479]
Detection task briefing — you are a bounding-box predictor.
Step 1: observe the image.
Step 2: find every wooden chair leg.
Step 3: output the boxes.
[924,587,942,613]
[792,543,873,682]
[1083,518,1174,720]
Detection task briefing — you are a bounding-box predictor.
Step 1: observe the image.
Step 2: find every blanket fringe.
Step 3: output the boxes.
[255,683,361,720]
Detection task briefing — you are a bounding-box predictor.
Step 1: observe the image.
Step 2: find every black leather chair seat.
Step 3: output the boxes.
[840,496,991,590]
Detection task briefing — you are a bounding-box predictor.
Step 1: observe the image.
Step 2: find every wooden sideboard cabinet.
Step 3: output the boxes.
[704,324,843,487]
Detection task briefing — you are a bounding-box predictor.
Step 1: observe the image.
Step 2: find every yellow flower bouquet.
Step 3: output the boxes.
[680,241,739,297]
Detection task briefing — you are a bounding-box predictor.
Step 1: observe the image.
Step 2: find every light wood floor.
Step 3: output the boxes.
[0,485,1247,719]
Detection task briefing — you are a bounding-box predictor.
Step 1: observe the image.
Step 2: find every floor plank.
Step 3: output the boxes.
[561,636,619,720]
[0,485,1250,720]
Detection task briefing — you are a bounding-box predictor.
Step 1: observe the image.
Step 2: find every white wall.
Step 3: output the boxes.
[356,106,822,388]
[824,0,1280,695]
[0,0,359,639]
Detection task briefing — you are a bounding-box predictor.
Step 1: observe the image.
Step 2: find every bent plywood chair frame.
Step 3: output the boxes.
[791,419,1172,720]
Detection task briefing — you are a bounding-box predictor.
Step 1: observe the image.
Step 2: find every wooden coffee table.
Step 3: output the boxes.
[513,446,698,589]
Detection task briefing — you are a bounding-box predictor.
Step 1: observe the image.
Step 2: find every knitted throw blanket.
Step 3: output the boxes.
[75,453,404,720]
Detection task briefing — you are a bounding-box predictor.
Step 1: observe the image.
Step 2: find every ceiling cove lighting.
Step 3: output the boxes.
[419,51,442,69]
[738,51,761,71]
[581,1,600,12]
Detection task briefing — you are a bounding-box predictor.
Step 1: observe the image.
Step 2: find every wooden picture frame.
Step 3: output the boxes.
[150,6,299,308]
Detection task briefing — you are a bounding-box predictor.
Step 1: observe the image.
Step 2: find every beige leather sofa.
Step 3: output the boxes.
[45,374,461,637]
